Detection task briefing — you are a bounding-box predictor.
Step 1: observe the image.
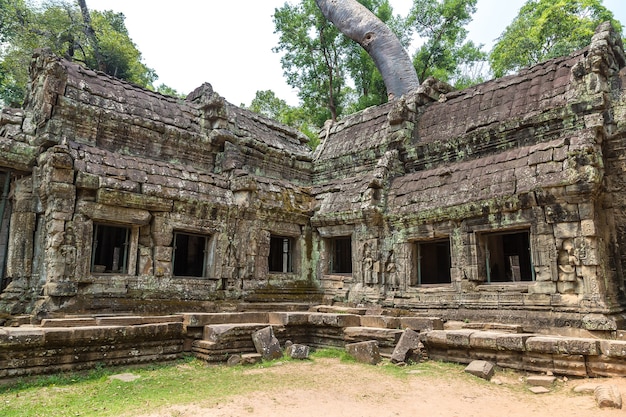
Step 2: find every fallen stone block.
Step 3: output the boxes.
[241,353,263,365]
[251,326,282,361]
[287,344,310,359]
[573,383,600,394]
[464,360,495,381]
[227,354,242,366]
[526,375,556,387]
[595,384,622,409]
[345,340,381,365]
[529,386,550,394]
[391,329,422,364]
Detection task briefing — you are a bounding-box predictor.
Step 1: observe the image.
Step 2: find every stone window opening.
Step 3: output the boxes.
[173,232,209,278]
[411,239,452,286]
[480,230,534,283]
[91,224,130,274]
[330,236,352,274]
[269,236,293,273]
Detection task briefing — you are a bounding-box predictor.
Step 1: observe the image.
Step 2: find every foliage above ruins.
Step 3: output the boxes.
[490,0,623,77]
[0,0,156,106]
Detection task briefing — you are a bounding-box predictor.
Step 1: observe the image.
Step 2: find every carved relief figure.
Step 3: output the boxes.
[362,243,376,285]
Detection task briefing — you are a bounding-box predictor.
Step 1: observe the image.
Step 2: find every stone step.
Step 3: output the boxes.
[183,312,269,328]
[344,326,404,354]
[41,318,98,327]
[203,323,271,342]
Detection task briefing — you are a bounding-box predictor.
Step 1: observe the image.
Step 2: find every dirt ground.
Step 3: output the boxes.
[133,358,626,417]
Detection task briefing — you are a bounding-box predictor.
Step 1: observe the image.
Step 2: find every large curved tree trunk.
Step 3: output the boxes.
[315,0,419,100]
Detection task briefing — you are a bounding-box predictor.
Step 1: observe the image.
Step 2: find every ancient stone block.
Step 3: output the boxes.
[595,384,623,409]
[308,313,361,328]
[41,318,97,327]
[360,315,400,329]
[525,336,561,354]
[446,329,475,348]
[251,326,282,361]
[268,312,310,326]
[556,337,600,355]
[203,323,268,343]
[464,360,495,380]
[186,313,269,327]
[345,340,381,365]
[469,331,501,351]
[587,355,626,377]
[390,329,422,363]
[399,317,444,331]
[522,352,554,374]
[552,353,587,377]
[287,343,310,359]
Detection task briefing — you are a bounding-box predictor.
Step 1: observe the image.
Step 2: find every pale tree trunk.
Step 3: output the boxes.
[77,0,106,72]
[315,0,420,100]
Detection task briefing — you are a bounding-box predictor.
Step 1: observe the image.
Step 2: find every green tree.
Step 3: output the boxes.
[156,83,185,98]
[0,0,155,106]
[489,0,622,78]
[248,89,320,149]
[273,0,346,125]
[273,0,401,125]
[408,0,486,88]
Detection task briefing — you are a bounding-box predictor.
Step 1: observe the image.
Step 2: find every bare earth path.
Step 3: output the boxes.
[134,358,626,417]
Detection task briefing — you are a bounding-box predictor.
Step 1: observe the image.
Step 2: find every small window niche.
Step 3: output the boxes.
[173,232,209,278]
[91,224,130,274]
[481,230,533,283]
[412,239,451,286]
[268,236,293,273]
[330,236,352,274]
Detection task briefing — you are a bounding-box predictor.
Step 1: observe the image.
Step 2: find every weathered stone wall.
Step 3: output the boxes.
[0,50,319,317]
[0,316,184,381]
[310,23,626,330]
[0,25,625,330]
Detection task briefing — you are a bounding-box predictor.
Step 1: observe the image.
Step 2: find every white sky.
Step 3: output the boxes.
[86,0,626,106]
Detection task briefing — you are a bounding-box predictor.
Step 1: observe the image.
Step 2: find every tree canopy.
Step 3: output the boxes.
[272,0,404,126]
[489,0,622,78]
[407,0,487,88]
[270,0,487,134]
[0,0,156,106]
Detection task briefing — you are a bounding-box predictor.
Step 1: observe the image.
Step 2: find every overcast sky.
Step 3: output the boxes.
[86,0,626,106]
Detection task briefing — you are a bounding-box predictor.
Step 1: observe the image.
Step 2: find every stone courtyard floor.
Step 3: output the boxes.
[133,358,626,417]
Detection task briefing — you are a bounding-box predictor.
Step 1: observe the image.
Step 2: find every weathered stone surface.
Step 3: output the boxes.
[241,353,263,365]
[41,318,97,327]
[390,329,422,363]
[251,326,282,361]
[268,312,310,326]
[287,343,310,359]
[227,354,242,366]
[526,375,556,387]
[308,313,361,328]
[185,313,269,327]
[1,22,626,353]
[345,340,381,365]
[464,360,495,381]
[529,386,551,394]
[595,384,623,409]
[573,383,600,393]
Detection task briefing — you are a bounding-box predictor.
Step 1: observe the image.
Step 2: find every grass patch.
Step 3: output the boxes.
[309,347,355,362]
[0,351,507,416]
[0,357,267,417]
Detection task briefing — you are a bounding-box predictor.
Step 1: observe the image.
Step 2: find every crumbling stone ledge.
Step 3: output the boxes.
[4,311,626,382]
[0,317,184,382]
[423,329,626,377]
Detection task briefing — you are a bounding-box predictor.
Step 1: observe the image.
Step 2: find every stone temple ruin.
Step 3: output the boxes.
[2,23,626,380]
